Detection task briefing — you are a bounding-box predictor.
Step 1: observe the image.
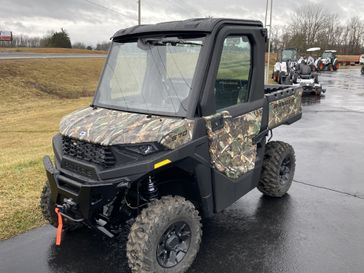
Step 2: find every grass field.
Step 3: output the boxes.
[0,47,107,54]
[0,58,105,239]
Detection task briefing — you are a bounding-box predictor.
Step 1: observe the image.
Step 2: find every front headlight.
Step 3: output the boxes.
[123,143,164,156]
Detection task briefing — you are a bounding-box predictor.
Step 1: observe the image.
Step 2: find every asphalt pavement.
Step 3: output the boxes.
[0,52,106,59]
[1,67,364,273]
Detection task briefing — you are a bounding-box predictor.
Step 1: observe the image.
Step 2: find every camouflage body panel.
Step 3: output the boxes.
[60,107,194,149]
[268,89,302,129]
[204,109,262,179]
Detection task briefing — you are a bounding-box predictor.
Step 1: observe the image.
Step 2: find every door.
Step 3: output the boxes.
[203,34,265,211]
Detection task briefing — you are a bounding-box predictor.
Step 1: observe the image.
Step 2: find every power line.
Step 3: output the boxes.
[80,0,126,18]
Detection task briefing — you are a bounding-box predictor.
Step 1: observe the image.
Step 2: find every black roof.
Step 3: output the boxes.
[112,18,263,39]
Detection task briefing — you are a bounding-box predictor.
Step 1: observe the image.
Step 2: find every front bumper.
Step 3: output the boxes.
[43,155,127,223]
[293,81,324,94]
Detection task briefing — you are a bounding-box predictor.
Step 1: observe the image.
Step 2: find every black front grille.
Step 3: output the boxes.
[61,158,98,179]
[62,136,116,168]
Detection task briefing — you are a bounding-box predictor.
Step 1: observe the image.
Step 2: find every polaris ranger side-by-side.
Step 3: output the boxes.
[41,18,302,273]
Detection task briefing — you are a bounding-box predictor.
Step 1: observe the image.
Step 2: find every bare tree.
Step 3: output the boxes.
[95,42,111,51]
[270,26,285,52]
[287,4,331,50]
[279,4,364,54]
[72,42,87,49]
[344,17,364,54]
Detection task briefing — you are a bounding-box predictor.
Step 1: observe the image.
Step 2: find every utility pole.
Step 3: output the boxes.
[138,0,141,25]
[264,0,273,83]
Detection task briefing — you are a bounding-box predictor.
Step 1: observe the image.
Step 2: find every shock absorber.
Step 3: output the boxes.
[147,175,158,200]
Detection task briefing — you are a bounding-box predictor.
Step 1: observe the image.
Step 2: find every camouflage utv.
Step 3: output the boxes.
[41,18,302,273]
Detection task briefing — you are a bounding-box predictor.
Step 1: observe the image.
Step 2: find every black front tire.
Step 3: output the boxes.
[127,196,202,273]
[284,76,291,85]
[258,141,296,197]
[292,73,298,84]
[40,182,81,230]
[313,73,319,84]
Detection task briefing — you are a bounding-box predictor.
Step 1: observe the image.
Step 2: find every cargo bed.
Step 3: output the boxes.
[264,85,303,129]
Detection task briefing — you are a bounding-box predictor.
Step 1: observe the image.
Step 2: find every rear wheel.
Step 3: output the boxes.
[278,72,286,84]
[333,61,339,71]
[127,196,202,273]
[258,141,296,197]
[40,182,81,230]
[272,71,279,83]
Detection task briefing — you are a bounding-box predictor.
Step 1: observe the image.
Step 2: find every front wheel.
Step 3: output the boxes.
[127,196,202,273]
[258,141,296,197]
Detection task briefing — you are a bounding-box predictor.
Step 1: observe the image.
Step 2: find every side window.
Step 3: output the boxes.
[215,35,252,110]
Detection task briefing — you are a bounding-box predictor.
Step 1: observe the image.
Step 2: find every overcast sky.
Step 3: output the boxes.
[0,0,363,46]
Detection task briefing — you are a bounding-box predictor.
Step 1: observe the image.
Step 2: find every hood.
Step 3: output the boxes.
[59,107,194,150]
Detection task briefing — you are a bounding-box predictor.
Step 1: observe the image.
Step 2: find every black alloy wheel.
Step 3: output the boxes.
[279,156,292,186]
[156,221,192,268]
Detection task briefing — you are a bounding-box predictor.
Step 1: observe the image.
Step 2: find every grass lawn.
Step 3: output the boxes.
[0,58,105,239]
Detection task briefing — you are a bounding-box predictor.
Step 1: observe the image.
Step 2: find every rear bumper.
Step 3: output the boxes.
[43,155,124,223]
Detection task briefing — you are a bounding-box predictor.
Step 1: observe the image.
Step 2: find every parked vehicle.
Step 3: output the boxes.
[40,18,303,273]
[272,48,299,84]
[292,59,325,95]
[360,54,364,65]
[316,50,339,71]
[305,47,321,71]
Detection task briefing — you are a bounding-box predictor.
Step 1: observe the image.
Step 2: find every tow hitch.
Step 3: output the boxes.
[54,198,84,246]
[54,208,63,246]
[54,198,115,242]
[57,198,85,223]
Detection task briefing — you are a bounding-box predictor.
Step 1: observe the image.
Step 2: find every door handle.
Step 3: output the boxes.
[211,115,224,132]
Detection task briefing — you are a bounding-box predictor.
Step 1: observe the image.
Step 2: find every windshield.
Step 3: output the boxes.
[282,49,298,62]
[322,52,334,59]
[94,36,205,117]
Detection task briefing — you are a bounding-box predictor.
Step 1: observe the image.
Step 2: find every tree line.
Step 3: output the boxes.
[0,28,111,51]
[270,4,364,55]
